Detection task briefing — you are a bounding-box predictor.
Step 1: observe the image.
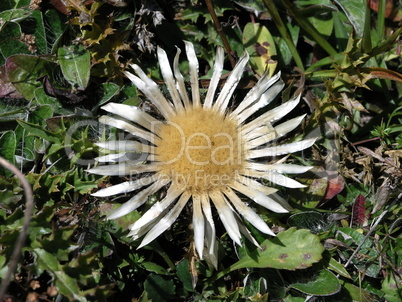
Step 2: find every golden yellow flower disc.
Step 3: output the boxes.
[155,106,245,194]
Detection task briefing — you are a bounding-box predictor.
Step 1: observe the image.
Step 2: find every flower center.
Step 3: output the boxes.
[154,106,245,194]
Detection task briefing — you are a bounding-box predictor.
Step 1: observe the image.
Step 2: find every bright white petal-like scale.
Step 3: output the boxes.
[192,194,205,260]
[89,41,315,264]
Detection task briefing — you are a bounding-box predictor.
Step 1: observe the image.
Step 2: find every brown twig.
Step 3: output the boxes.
[0,157,34,300]
[204,0,236,69]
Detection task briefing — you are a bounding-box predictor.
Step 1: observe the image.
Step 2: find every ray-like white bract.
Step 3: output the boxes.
[88,42,315,267]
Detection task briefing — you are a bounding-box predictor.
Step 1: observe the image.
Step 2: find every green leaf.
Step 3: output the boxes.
[234,0,269,19]
[24,10,48,54]
[290,269,341,295]
[328,257,351,279]
[12,105,53,164]
[333,0,366,37]
[337,227,373,251]
[243,273,268,297]
[69,168,99,195]
[5,55,52,100]
[381,274,402,302]
[176,259,194,292]
[99,203,141,231]
[44,9,68,53]
[0,176,23,210]
[243,22,277,77]
[58,44,90,89]
[0,22,30,64]
[98,82,120,106]
[336,227,381,278]
[0,131,16,177]
[283,295,305,302]
[342,281,378,302]
[41,225,79,261]
[276,22,300,66]
[0,254,8,279]
[228,228,324,271]
[0,101,26,121]
[17,119,61,143]
[332,12,351,51]
[34,248,88,302]
[65,251,100,285]
[298,0,334,38]
[27,205,54,238]
[34,87,73,115]
[141,261,168,275]
[30,104,53,125]
[0,0,30,10]
[144,273,176,302]
[0,8,31,23]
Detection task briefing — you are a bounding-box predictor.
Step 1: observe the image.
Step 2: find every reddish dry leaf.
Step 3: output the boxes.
[361,67,402,83]
[324,174,345,200]
[0,65,24,99]
[49,0,71,15]
[352,194,368,226]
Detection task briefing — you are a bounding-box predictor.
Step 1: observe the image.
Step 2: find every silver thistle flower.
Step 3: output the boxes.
[88,42,315,267]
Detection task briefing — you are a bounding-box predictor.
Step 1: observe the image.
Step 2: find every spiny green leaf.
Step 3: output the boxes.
[66,251,100,285]
[41,225,79,261]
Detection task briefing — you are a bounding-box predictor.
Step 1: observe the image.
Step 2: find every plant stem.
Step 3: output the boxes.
[262,0,305,71]
[281,0,338,56]
[377,0,386,41]
[362,0,373,53]
[306,69,338,79]
[204,0,236,68]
